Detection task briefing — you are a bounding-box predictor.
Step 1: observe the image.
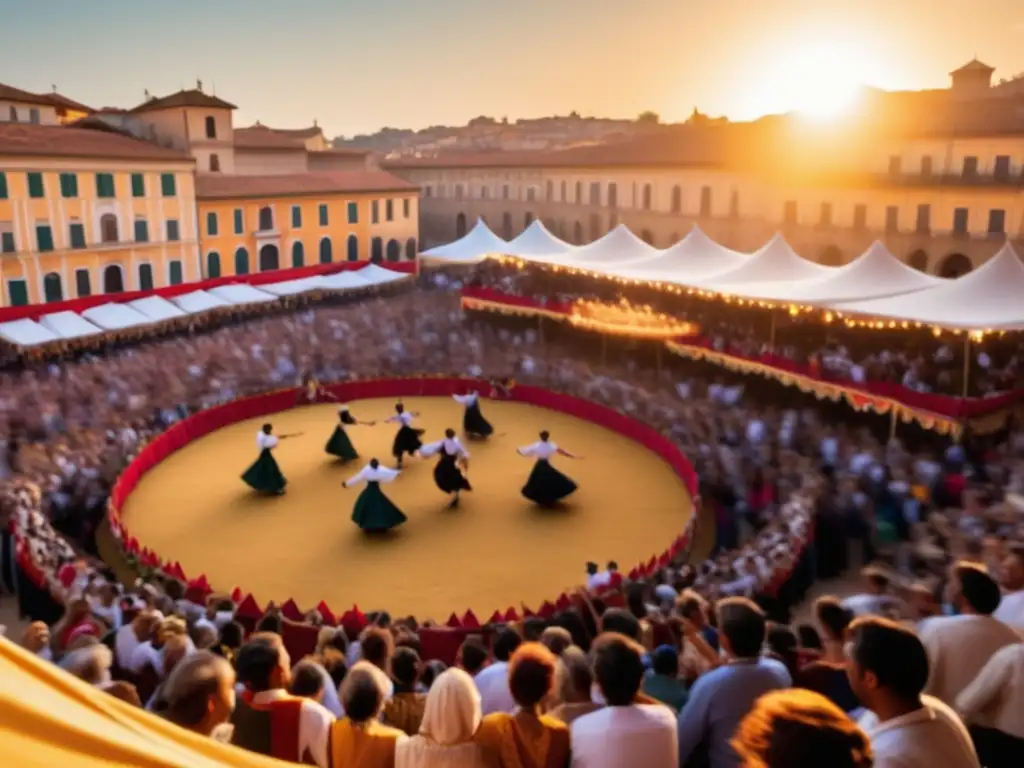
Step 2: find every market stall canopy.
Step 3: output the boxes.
[699,233,834,289]
[834,242,1024,330]
[169,291,230,314]
[357,264,411,285]
[258,277,327,297]
[320,271,372,290]
[504,219,574,258]
[208,284,277,305]
[0,318,60,346]
[80,303,152,331]
[38,312,103,339]
[610,226,749,284]
[537,224,658,269]
[420,217,507,264]
[127,296,188,322]
[710,241,946,304]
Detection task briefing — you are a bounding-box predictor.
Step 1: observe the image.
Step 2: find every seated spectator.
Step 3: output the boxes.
[676,597,791,768]
[148,634,194,712]
[765,624,801,681]
[848,616,979,768]
[794,597,859,713]
[289,659,327,705]
[383,646,427,736]
[60,642,114,689]
[641,645,689,712]
[362,625,396,679]
[213,620,244,664]
[231,633,334,767]
[677,590,720,652]
[540,626,573,656]
[161,651,236,742]
[571,633,677,768]
[993,544,1024,634]
[476,643,570,767]
[843,567,903,618]
[331,664,407,767]
[459,636,490,679]
[732,689,873,768]
[549,646,602,726]
[956,642,1024,768]
[421,660,448,691]
[475,627,521,715]
[395,668,495,768]
[919,562,1019,707]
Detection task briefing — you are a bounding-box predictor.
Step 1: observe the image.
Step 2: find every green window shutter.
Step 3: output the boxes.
[318,204,328,226]
[138,264,154,291]
[8,280,29,307]
[292,206,302,228]
[386,199,394,221]
[27,172,44,198]
[60,173,78,198]
[131,173,145,197]
[347,202,358,224]
[371,200,379,223]
[96,173,114,198]
[0,171,8,199]
[134,220,149,243]
[69,223,86,248]
[403,199,410,218]
[206,212,218,236]
[160,173,176,197]
[75,270,91,297]
[1,232,15,253]
[166,219,180,241]
[169,261,183,285]
[36,225,54,252]
[234,209,244,234]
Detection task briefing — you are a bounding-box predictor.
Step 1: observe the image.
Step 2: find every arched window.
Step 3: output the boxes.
[907,249,928,272]
[100,213,118,243]
[455,213,467,238]
[205,116,217,139]
[671,185,682,214]
[209,154,221,172]
[405,238,417,260]
[524,212,534,228]
[502,213,512,240]
[259,244,280,272]
[103,265,125,293]
[234,247,250,275]
[347,235,359,262]
[137,264,153,291]
[291,242,305,268]
[319,237,333,264]
[573,221,583,243]
[642,184,652,210]
[608,183,618,209]
[371,237,383,263]
[75,269,92,297]
[206,251,221,278]
[258,206,273,231]
[938,252,972,278]
[43,272,63,303]
[819,246,843,266]
[386,239,400,262]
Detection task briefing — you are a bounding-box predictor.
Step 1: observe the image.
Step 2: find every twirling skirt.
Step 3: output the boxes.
[463,402,494,438]
[521,459,577,506]
[325,426,358,462]
[434,453,472,494]
[241,449,287,494]
[351,482,408,532]
[392,425,424,458]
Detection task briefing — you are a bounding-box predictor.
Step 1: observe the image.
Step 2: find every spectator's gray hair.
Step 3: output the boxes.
[60,643,113,685]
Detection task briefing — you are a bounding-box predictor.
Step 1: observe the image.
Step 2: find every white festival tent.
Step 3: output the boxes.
[504,219,574,258]
[207,285,277,305]
[707,241,947,305]
[608,227,749,284]
[80,303,153,331]
[356,264,412,285]
[127,296,188,322]
[170,291,230,314]
[697,233,835,289]
[834,242,1024,330]
[420,218,507,265]
[258,276,328,297]
[319,271,372,290]
[534,224,658,269]
[39,311,103,339]
[0,318,60,346]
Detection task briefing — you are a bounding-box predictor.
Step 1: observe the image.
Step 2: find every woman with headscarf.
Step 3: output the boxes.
[395,667,496,768]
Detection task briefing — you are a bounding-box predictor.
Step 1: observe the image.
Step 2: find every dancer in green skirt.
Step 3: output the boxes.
[342,458,407,532]
[325,406,375,462]
[241,424,299,494]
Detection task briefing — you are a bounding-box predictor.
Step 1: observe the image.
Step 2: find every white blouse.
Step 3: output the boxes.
[345,464,400,487]
[519,440,558,460]
[386,412,414,427]
[421,437,469,459]
[452,392,478,407]
[257,432,279,450]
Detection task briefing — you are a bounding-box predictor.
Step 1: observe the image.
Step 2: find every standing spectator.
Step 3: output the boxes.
[794,597,858,713]
[571,633,677,768]
[475,627,521,715]
[993,545,1024,634]
[331,664,407,766]
[676,598,790,768]
[956,643,1024,767]
[641,645,688,713]
[161,651,236,742]
[848,617,979,768]
[549,647,602,726]
[384,646,428,736]
[843,567,903,618]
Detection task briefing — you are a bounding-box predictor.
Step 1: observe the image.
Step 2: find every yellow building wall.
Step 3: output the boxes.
[197,191,419,278]
[0,158,198,305]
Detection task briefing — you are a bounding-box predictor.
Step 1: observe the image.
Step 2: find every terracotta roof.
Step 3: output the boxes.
[0,122,193,162]
[233,128,307,151]
[240,123,323,140]
[319,146,373,156]
[951,58,995,75]
[0,82,54,107]
[195,170,418,200]
[131,89,236,113]
[38,91,93,113]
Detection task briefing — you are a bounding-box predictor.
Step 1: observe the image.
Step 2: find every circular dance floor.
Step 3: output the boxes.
[121,397,692,619]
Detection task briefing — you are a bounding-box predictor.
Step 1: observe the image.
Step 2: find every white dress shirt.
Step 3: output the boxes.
[956,642,1024,738]
[257,432,279,450]
[453,392,479,407]
[474,661,515,715]
[420,437,469,460]
[859,695,979,768]
[571,704,678,768]
[386,411,414,427]
[250,689,334,768]
[344,463,400,487]
[993,590,1024,635]
[919,614,1020,707]
[518,440,558,459]
[114,625,141,670]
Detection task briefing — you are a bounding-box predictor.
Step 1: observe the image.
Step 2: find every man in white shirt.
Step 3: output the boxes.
[848,616,980,768]
[956,642,1024,766]
[571,633,677,768]
[843,566,904,618]
[993,545,1024,635]
[919,562,1019,707]
[114,610,160,671]
[474,627,521,715]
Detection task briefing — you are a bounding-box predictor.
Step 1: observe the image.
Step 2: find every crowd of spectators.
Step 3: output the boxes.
[3,282,1024,766]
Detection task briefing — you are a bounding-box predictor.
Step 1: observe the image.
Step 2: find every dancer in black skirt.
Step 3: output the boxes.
[241,424,299,494]
[421,428,472,508]
[342,458,407,532]
[517,430,582,507]
[385,402,424,468]
[324,406,375,462]
[453,390,494,439]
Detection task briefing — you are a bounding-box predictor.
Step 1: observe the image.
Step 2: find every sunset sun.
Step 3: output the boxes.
[748,42,866,121]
